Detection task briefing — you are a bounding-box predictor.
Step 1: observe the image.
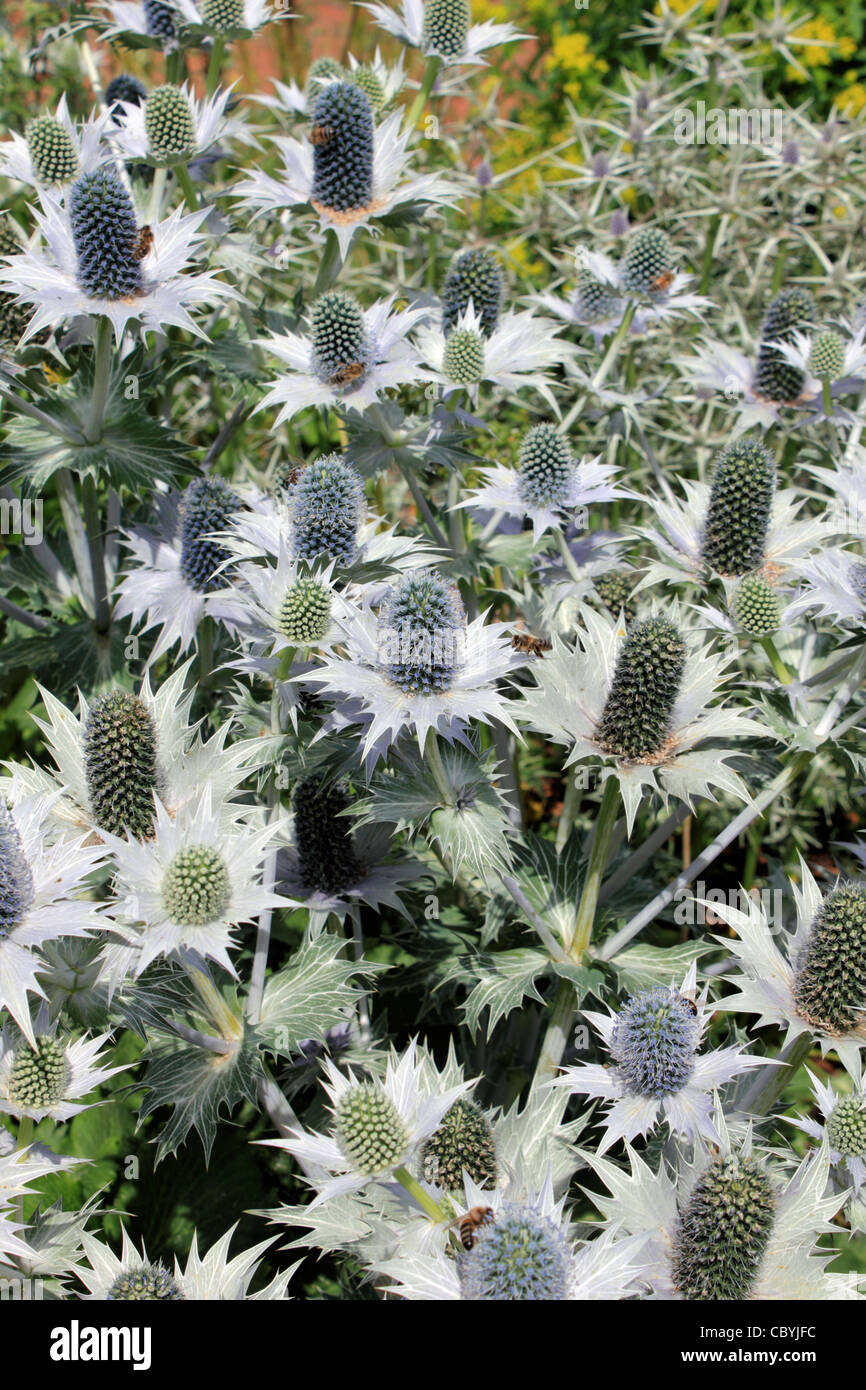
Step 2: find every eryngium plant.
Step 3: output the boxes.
[596,617,686,759]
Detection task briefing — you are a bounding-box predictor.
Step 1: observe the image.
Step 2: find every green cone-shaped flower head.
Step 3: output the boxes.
[292,776,363,896]
[349,65,387,113]
[793,881,866,1035]
[516,424,573,509]
[83,691,159,840]
[70,170,143,300]
[310,82,374,214]
[732,572,780,637]
[7,1036,70,1110]
[26,114,79,184]
[144,85,196,163]
[754,288,815,402]
[278,576,332,645]
[108,1263,185,1300]
[701,439,775,577]
[594,572,637,624]
[827,1095,866,1158]
[621,226,675,296]
[0,219,32,346]
[422,0,471,58]
[809,331,845,381]
[672,1153,776,1300]
[379,571,466,695]
[442,327,484,384]
[441,248,503,338]
[420,1098,498,1191]
[596,616,686,760]
[200,0,245,32]
[334,1081,410,1175]
[309,290,371,386]
[162,845,230,926]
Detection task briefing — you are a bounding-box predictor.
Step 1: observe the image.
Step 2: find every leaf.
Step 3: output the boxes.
[607,940,714,993]
[460,947,550,1038]
[1,618,130,698]
[257,935,381,1059]
[137,1033,262,1164]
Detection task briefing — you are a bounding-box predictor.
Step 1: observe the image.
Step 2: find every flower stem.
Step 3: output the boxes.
[206,35,226,99]
[175,162,200,212]
[592,301,637,391]
[85,316,113,444]
[405,55,442,131]
[554,527,584,585]
[556,770,580,853]
[739,1033,814,1117]
[424,728,455,807]
[17,1115,34,1151]
[81,474,110,634]
[399,459,449,548]
[393,1164,449,1222]
[147,164,168,224]
[312,230,343,297]
[759,635,793,685]
[822,378,833,419]
[55,469,96,618]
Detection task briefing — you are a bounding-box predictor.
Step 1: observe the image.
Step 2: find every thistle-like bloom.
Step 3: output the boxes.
[173,0,279,36]
[113,478,249,664]
[455,423,629,542]
[10,662,270,838]
[0,97,110,192]
[783,547,866,629]
[791,1070,866,1196]
[301,569,525,764]
[98,790,290,982]
[553,965,770,1153]
[108,83,249,166]
[712,861,866,1078]
[0,1019,125,1122]
[638,439,831,592]
[233,81,458,258]
[75,1224,294,1300]
[359,0,525,67]
[255,292,431,424]
[0,173,238,343]
[0,796,107,1045]
[100,1,183,46]
[0,1143,83,1269]
[415,303,574,413]
[770,325,866,402]
[261,1041,472,1207]
[375,1176,645,1301]
[519,605,760,833]
[584,1114,854,1299]
[419,1096,498,1193]
[441,248,503,337]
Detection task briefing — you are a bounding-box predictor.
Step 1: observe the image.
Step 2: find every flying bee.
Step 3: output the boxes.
[651,269,676,293]
[330,361,366,387]
[131,225,154,260]
[309,122,335,146]
[511,630,552,657]
[458,1206,495,1251]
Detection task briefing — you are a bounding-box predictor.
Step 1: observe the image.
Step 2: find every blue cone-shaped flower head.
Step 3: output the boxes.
[105,74,148,119]
[458,1204,572,1301]
[610,988,698,1097]
[309,290,372,387]
[516,423,573,508]
[310,82,375,215]
[673,1153,776,1300]
[753,287,815,403]
[378,571,466,695]
[179,476,241,594]
[143,0,177,39]
[0,804,35,938]
[292,776,363,895]
[441,248,503,338]
[70,170,143,301]
[290,454,365,566]
[108,1263,185,1300]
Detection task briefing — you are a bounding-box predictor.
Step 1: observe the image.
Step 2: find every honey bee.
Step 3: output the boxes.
[651,269,676,292]
[283,467,300,487]
[511,630,552,657]
[131,225,154,260]
[458,1206,494,1251]
[679,994,698,1016]
[330,361,366,387]
[309,123,335,146]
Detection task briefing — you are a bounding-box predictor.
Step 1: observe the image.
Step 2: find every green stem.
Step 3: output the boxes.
[555,770,580,853]
[55,469,96,618]
[699,214,720,295]
[85,316,113,444]
[147,164,168,224]
[592,301,637,391]
[759,635,793,685]
[198,614,214,687]
[399,459,449,549]
[17,1115,34,1151]
[739,1034,814,1117]
[554,526,584,585]
[206,35,226,99]
[405,55,442,131]
[312,231,343,297]
[393,1165,449,1222]
[424,728,455,806]
[81,474,110,633]
[175,162,200,212]
[822,378,833,419]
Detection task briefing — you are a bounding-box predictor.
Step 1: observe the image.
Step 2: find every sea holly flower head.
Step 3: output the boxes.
[791,1070,866,1195]
[0,177,239,343]
[359,0,526,68]
[77,1225,293,1300]
[259,1041,472,1207]
[732,572,781,637]
[290,454,365,566]
[753,287,815,404]
[458,1202,573,1301]
[173,0,279,37]
[291,776,364,897]
[620,226,676,298]
[420,1097,498,1193]
[0,1017,126,1122]
[537,246,710,345]
[554,964,769,1152]
[0,97,109,192]
[441,247,503,338]
[519,604,760,833]
[700,439,775,577]
[110,82,248,165]
[714,860,866,1077]
[83,690,160,841]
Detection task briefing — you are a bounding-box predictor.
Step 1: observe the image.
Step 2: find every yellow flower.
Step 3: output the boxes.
[654,0,717,14]
[838,82,866,118]
[505,238,543,279]
[838,36,857,58]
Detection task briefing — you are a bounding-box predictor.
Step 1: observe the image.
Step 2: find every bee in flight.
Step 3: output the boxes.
[511,630,552,657]
[330,361,366,387]
[309,123,335,146]
[131,225,154,260]
[458,1206,495,1251]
